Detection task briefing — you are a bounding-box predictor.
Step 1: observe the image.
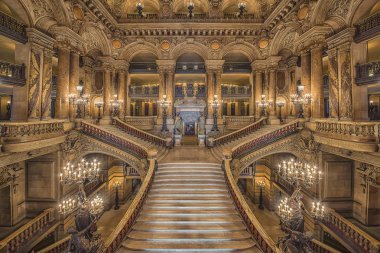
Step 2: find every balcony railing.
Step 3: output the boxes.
[129,62,157,74]
[355,61,380,85]
[221,85,251,97]
[124,116,157,131]
[0,60,26,86]
[322,208,380,253]
[175,62,205,73]
[0,11,27,43]
[355,11,380,43]
[129,85,159,98]
[0,208,55,253]
[102,160,156,253]
[211,118,266,147]
[114,118,169,147]
[0,120,65,143]
[224,116,256,130]
[223,62,251,73]
[175,84,207,98]
[231,120,301,159]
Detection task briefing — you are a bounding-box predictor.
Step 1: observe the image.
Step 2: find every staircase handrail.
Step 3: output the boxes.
[223,159,280,253]
[113,117,169,147]
[310,239,341,253]
[0,208,55,252]
[212,117,267,146]
[102,159,157,253]
[322,208,380,253]
[81,121,149,159]
[231,120,302,159]
[36,236,70,253]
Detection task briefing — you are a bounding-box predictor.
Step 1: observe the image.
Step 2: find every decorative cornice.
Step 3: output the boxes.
[26,28,56,51]
[251,56,282,70]
[156,60,176,72]
[326,27,355,50]
[50,26,84,52]
[295,26,331,52]
[205,60,225,71]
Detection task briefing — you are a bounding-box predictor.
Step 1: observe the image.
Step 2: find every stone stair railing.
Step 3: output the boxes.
[0,120,65,143]
[209,117,267,147]
[81,121,149,159]
[224,116,256,131]
[102,159,157,253]
[113,118,171,147]
[231,120,301,159]
[36,237,70,253]
[310,239,341,253]
[124,116,157,131]
[0,208,55,253]
[223,159,280,253]
[322,208,380,253]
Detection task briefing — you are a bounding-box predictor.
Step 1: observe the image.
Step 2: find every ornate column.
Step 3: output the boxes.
[301,50,311,118]
[69,51,80,120]
[287,57,298,118]
[102,65,112,121]
[338,43,353,121]
[249,70,255,117]
[311,44,324,119]
[205,60,225,120]
[82,57,94,118]
[268,68,277,118]
[26,29,55,121]
[55,45,71,119]
[327,48,339,119]
[125,70,131,116]
[206,70,214,119]
[156,60,176,119]
[118,68,126,119]
[254,70,263,117]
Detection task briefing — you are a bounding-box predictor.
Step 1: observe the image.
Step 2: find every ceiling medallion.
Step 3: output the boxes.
[258,38,269,49]
[297,6,309,20]
[161,40,171,51]
[73,6,84,21]
[112,39,122,49]
[210,41,221,51]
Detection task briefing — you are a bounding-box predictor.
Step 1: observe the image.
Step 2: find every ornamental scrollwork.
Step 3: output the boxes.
[357,163,380,193]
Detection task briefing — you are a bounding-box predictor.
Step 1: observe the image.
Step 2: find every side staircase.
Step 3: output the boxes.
[118,163,261,252]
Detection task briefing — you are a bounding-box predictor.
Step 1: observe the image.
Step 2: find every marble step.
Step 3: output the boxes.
[131,222,247,232]
[159,163,221,168]
[143,205,236,211]
[152,183,226,188]
[156,170,223,175]
[137,214,242,222]
[154,178,226,183]
[150,188,228,194]
[127,230,252,240]
[120,239,257,252]
[140,209,238,215]
[148,192,229,197]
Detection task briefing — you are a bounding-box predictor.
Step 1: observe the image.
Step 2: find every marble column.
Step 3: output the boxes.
[118,70,126,119]
[125,70,131,116]
[166,69,175,118]
[157,70,165,119]
[55,47,70,119]
[254,70,263,117]
[27,46,42,120]
[268,68,277,118]
[103,68,112,119]
[287,57,298,118]
[69,52,80,119]
[311,46,324,119]
[338,43,353,121]
[249,71,255,116]
[41,49,53,120]
[206,70,214,119]
[301,50,311,118]
[327,48,339,119]
[215,70,223,118]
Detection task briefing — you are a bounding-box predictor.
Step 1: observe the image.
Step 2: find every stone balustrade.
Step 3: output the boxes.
[211,118,266,147]
[0,11,27,43]
[114,118,170,147]
[81,121,149,159]
[0,208,55,253]
[0,60,26,86]
[240,166,255,177]
[124,116,157,131]
[323,208,380,253]
[0,120,65,143]
[355,11,380,43]
[224,116,256,131]
[223,159,280,253]
[310,239,341,253]
[231,120,301,159]
[355,60,380,85]
[102,160,156,253]
[36,237,70,253]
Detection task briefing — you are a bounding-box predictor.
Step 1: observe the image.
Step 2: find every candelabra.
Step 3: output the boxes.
[256,94,272,117]
[110,94,123,117]
[6,100,11,119]
[69,81,90,119]
[188,2,194,18]
[89,195,104,216]
[291,85,312,118]
[158,94,171,132]
[95,101,103,124]
[238,2,246,18]
[58,198,76,215]
[278,197,293,222]
[210,95,221,132]
[276,100,285,123]
[136,2,144,17]
[258,181,265,210]
[311,201,325,220]
[113,181,121,210]
[60,159,101,185]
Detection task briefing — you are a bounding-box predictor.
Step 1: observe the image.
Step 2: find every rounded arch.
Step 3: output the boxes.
[170,41,209,61]
[30,0,71,30]
[173,0,209,13]
[2,0,32,26]
[121,42,160,62]
[221,0,258,14]
[220,41,262,61]
[121,0,160,14]
[270,28,298,56]
[349,0,379,25]
[79,23,111,56]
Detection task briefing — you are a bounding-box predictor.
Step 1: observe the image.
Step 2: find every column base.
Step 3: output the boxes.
[99,116,112,125]
[268,116,280,125]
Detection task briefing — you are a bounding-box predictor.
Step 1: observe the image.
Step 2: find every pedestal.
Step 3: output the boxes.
[174,134,182,146]
[198,135,206,147]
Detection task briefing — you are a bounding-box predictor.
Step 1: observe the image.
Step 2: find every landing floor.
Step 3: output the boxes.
[160,146,219,163]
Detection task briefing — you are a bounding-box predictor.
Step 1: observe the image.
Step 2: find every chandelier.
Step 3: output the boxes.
[60,159,101,185]
[58,198,77,215]
[257,94,272,117]
[278,197,293,222]
[311,201,325,220]
[89,195,104,215]
[277,158,322,188]
[290,85,312,118]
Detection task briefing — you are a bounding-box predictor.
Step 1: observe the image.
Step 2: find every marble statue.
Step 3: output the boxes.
[198,115,206,135]
[174,114,183,134]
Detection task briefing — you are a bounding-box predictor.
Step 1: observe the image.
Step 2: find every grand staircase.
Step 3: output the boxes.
[211,125,280,161]
[118,163,261,252]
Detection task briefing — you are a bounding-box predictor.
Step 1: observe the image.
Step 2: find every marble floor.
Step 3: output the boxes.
[160,146,219,163]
